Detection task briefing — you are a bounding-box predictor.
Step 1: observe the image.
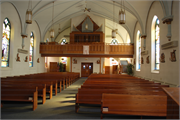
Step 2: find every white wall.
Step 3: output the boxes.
[0,2,46,77]
[72,57,104,77]
[55,27,71,43]
[133,1,179,86]
[105,27,124,43]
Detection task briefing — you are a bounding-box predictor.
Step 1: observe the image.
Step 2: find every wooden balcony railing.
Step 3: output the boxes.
[40,42,134,56]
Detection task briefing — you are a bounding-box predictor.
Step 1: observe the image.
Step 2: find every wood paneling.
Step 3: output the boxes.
[70,32,104,43]
[40,43,134,57]
[50,62,58,72]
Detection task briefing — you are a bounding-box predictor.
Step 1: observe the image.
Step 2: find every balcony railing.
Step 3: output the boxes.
[40,42,134,55]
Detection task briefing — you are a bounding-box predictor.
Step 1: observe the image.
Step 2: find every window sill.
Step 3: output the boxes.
[136,69,140,72]
[151,70,159,73]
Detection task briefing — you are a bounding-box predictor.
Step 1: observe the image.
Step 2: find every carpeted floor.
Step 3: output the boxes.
[1,77,166,119]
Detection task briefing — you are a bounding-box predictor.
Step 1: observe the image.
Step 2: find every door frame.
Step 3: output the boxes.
[81,62,93,77]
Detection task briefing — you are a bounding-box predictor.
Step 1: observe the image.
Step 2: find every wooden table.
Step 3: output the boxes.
[163,87,180,119]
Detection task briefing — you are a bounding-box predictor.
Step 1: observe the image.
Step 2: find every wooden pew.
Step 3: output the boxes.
[75,88,166,113]
[1,79,54,99]
[1,86,38,111]
[101,93,167,119]
[1,83,46,104]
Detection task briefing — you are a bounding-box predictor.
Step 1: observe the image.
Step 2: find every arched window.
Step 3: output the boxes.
[155,18,160,70]
[29,32,34,67]
[110,39,118,45]
[1,18,11,67]
[61,38,66,45]
[151,16,160,72]
[136,30,141,70]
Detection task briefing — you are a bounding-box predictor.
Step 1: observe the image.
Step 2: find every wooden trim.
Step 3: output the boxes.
[71,57,72,72]
[41,54,133,58]
[100,57,101,73]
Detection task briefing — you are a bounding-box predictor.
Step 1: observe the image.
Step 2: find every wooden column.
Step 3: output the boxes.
[100,57,101,74]
[71,57,72,72]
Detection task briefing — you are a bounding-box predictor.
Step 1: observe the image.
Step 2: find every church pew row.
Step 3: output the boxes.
[101,93,167,118]
[2,83,46,104]
[1,79,55,99]
[75,88,167,113]
[76,74,169,118]
[1,72,80,111]
[1,86,38,111]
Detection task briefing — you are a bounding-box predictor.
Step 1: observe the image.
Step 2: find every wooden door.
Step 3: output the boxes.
[81,63,93,77]
[50,62,58,72]
[105,66,110,74]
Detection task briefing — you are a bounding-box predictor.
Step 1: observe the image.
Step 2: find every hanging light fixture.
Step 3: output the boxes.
[26,0,32,24]
[119,0,126,24]
[58,24,61,34]
[112,1,116,38]
[50,1,54,38]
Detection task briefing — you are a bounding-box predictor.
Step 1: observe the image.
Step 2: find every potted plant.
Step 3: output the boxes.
[59,62,64,72]
[126,63,134,75]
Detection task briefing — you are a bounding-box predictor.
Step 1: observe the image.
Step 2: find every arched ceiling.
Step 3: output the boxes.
[1,0,171,43]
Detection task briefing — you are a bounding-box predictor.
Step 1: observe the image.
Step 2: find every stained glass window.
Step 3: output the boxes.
[1,18,11,67]
[155,18,160,70]
[61,39,66,45]
[111,39,118,45]
[29,32,34,67]
[138,33,141,70]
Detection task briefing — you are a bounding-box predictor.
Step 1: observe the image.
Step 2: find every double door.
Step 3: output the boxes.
[81,63,93,77]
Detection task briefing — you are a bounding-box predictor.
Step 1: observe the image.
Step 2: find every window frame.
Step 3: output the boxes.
[155,18,160,70]
[29,32,34,67]
[1,18,11,68]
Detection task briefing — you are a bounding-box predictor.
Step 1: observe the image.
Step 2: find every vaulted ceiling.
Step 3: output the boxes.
[1,0,173,42]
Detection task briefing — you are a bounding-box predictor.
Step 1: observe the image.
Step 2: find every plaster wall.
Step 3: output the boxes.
[105,27,123,43]
[133,1,179,86]
[0,2,46,77]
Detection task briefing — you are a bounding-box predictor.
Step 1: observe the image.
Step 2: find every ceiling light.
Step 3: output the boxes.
[119,0,126,24]
[26,0,32,24]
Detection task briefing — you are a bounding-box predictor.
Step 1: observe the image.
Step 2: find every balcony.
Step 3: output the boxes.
[40,42,134,58]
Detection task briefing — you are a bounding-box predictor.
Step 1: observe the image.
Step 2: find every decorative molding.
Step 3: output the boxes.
[21,34,28,38]
[161,41,178,50]
[162,15,173,24]
[140,34,147,50]
[18,49,28,54]
[141,50,148,55]
[64,35,70,37]
[162,15,173,41]
[140,34,146,39]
